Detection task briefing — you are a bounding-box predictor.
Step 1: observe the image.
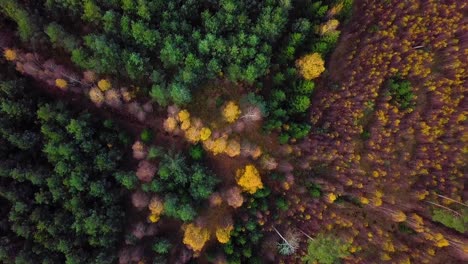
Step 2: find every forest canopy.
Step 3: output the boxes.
[0,0,467,263]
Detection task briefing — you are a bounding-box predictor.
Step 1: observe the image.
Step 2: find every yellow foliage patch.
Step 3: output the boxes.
[200,127,212,141]
[320,19,340,35]
[434,233,449,248]
[372,197,383,207]
[223,101,241,123]
[185,127,201,143]
[295,53,325,80]
[215,225,234,244]
[4,49,17,61]
[148,197,164,215]
[380,253,391,261]
[211,137,227,155]
[178,109,190,122]
[326,193,337,203]
[235,165,263,194]
[148,213,160,223]
[181,119,191,130]
[97,79,111,91]
[55,79,68,89]
[391,210,407,222]
[183,223,210,252]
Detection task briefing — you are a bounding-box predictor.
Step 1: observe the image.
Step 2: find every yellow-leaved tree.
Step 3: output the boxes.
[326,193,337,203]
[211,137,227,155]
[148,196,164,223]
[98,79,111,91]
[295,53,325,80]
[55,79,68,90]
[182,223,210,252]
[235,165,263,194]
[148,196,164,215]
[216,225,234,244]
[178,109,190,122]
[391,210,407,222]
[223,101,241,123]
[319,19,340,35]
[185,127,201,143]
[200,127,212,141]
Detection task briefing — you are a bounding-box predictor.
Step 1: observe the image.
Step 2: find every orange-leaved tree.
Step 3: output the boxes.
[3,49,17,61]
[163,117,177,132]
[235,164,263,194]
[224,139,241,157]
[295,53,325,80]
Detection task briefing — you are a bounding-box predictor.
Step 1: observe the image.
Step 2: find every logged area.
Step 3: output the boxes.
[0,1,466,263]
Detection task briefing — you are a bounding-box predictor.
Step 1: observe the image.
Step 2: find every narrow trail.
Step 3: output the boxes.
[0,30,298,208]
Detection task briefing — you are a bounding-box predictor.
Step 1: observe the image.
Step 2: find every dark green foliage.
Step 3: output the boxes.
[189,144,204,161]
[290,95,311,113]
[431,208,467,233]
[169,83,191,106]
[307,183,322,198]
[288,123,311,139]
[398,223,417,235]
[387,77,414,110]
[361,130,371,140]
[302,233,351,264]
[82,0,101,23]
[0,0,37,41]
[278,133,290,144]
[140,128,153,143]
[114,171,138,190]
[147,146,164,160]
[152,238,172,255]
[45,23,79,52]
[295,80,315,94]
[0,70,133,263]
[72,35,121,74]
[146,152,218,221]
[276,197,288,211]
[9,0,340,108]
[123,51,148,80]
[224,190,271,264]
[150,84,169,107]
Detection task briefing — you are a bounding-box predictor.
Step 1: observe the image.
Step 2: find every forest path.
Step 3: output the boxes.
[1,32,293,191]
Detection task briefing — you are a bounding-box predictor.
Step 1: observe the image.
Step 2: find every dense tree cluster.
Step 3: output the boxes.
[141,152,219,222]
[2,0,466,263]
[0,66,135,263]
